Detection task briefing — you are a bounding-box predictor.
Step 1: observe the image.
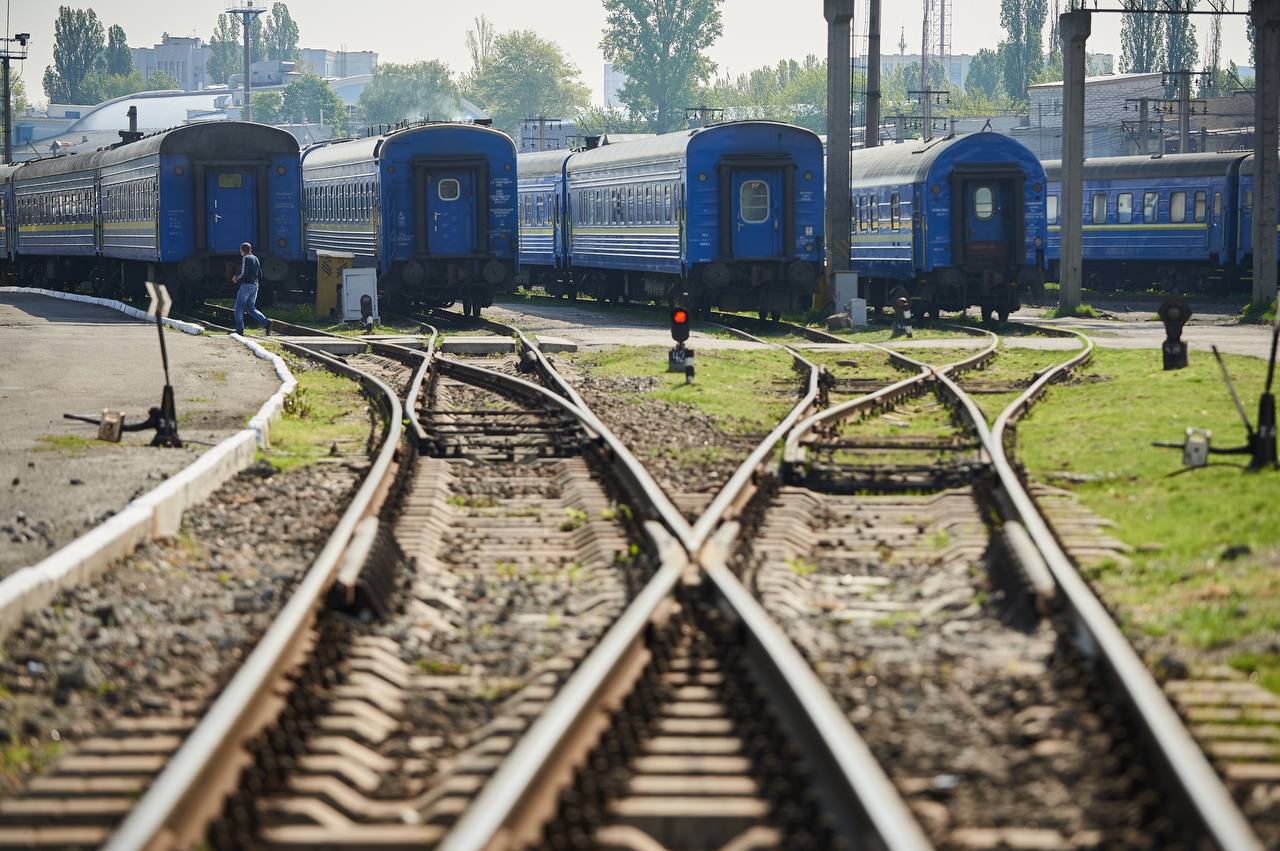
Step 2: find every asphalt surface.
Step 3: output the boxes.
[0,293,279,576]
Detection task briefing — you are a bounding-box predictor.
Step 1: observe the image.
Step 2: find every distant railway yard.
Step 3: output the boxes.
[0,280,1274,851]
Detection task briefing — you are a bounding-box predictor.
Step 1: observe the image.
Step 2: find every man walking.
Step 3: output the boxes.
[232,242,271,336]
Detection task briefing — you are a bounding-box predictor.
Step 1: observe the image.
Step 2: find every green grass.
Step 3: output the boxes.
[823,325,972,343]
[32,434,105,455]
[801,349,906,382]
[1018,348,1280,688]
[1044,303,1101,319]
[1,738,63,792]
[568,346,800,434]
[257,351,371,472]
[1238,299,1277,325]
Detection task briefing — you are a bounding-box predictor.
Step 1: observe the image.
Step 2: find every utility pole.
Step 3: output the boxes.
[1253,0,1280,309]
[825,0,854,281]
[1059,9,1091,314]
[866,0,882,147]
[1178,71,1191,153]
[228,1,267,122]
[1139,97,1150,154]
[0,32,30,165]
[920,0,931,140]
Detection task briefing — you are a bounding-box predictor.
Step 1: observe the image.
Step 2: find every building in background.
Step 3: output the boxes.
[604,63,626,109]
[299,48,377,78]
[876,52,974,91]
[1018,72,1166,158]
[131,35,212,92]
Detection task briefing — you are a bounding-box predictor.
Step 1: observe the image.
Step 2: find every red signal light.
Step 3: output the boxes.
[671,308,690,343]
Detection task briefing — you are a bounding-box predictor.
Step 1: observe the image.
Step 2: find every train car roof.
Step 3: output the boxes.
[0,162,24,184]
[567,121,821,170]
[301,121,515,170]
[518,149,573,179]
[849,133,1041,187]
[1042,152,1246,181]
[97,121,299,168]
[15,150,106,181]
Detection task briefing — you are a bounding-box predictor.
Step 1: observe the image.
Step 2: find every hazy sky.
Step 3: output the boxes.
[7,0,1256,105]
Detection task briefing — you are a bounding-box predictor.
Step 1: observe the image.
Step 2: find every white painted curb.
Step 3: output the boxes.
[0,323,298,641]
[0,286,205,335]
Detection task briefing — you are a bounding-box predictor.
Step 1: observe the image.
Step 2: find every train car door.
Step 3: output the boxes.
[206,168,257,253]
[426,170,476,256]
[961,179,1013,266]
[731,169,782,258]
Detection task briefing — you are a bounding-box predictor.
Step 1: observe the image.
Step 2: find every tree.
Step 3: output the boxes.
[208,14,241,85]
[358,61,459,127]
[966,48,1003,99]
[466,30,590,138]
[208,12,265,86]
[263,3,300,62]
[1120,0,1165,73]
[465,15,496,80]
[701,56,827,132]
[1201,9,1222,97]
[999,0,1048,103]
[1,76,28,151]
[575,104,652,136]
[147,69,180,90]
[105,24,132,76]
[252,90,285,124]
[282,74,350,133]
[42,6,106,103]
[600,0,724,132]
[1164,0,1198,95]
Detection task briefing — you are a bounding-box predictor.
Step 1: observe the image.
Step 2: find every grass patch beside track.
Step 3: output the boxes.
[1017,348,1280,691]
[566,345,799,435]
[256,347,372,473]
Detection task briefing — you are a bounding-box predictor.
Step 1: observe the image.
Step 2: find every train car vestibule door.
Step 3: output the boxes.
[962,180,1013,266]
[426,171,476,255]
[731,169,782,258]
[207,169,257,254]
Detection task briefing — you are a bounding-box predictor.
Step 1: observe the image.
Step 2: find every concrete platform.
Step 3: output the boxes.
[440,336,517,355]
[534,336,577,353]
[274,336,368,355]
[0,292,279,577]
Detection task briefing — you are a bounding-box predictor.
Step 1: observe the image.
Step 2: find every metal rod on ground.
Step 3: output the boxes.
[1058,8,1090,314]
[1252,0,1280,309]
[866,0,882,147]
[825,0,855,291]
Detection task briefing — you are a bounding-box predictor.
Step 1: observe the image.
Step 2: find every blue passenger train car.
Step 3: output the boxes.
[517,149,573,297]
[556,121,825,317]
[1043,153,1245,291]
[0,164,22,270]
[4,121,303,304]
[848,133,1048,322]
[1233,155,1280,275]
[301,122,518,315]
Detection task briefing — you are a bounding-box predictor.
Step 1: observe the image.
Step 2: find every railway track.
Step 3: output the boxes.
[0,293,1265,848]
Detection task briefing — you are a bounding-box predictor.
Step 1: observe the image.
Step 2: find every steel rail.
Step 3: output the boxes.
[438,352,694,550]
[699,524,933,850]
[104,343,404,851]
[437,524,689,851]
[986,331,1264,850]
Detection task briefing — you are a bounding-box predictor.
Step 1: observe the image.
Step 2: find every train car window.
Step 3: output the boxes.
[628,187,637,224]
[1170,191,1186,223]
[1194,190,1207,223]
[890,193,900,230]
[1117,193,1133,223]
[443,178,460,204]
[1245,190,1254,212]
[218,173,243,189]
[741,180,769,224]
[1214,192,1222,218]
[870,197,878,230]
[1091,194,1107,224]
[974,186,995,221]
[535,194,544,226]
[1047,194,1059,224]
[664,185,673,222]
[1143,192,1159,223]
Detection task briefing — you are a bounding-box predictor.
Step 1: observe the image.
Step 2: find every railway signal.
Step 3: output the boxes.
[668,308,694,382]
[1158,297,1191,371]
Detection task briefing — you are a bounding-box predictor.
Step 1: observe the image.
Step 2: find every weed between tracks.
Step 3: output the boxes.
[255,348,372,473]
[567,346,798,434]
[1017,348,1280,692]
